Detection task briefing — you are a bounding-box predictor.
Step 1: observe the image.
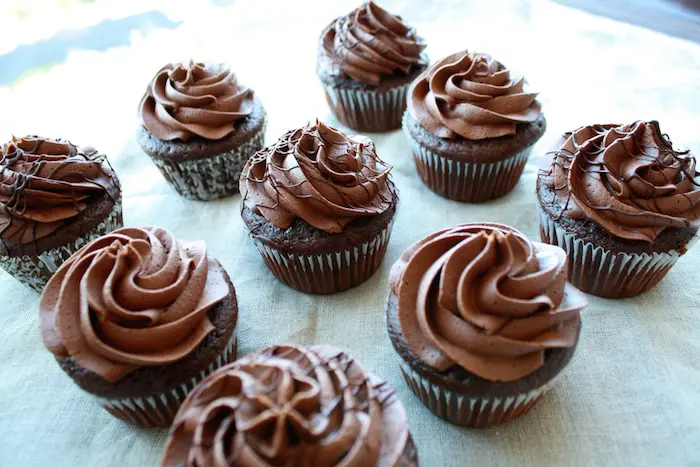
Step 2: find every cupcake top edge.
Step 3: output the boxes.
[538,120,700,243]
[0,135,119,244]
[39,226,230,383]
[240,119,396,234]
[390,222,586,383]
[162,344,411,467]
[406,50,542,141]
[139,61,255,142]
[319,0,427,86]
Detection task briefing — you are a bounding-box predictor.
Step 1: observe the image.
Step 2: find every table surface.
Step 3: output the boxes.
[1,1,699,466]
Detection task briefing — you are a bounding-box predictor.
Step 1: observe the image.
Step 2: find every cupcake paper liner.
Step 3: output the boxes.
[150,126,266,201]
[94,331,238,428]
[405,128,532,202]
[322,82,408,132]
[538,207,697,298]
[400,360,560,428]
[253,220,394,295]
[0,198,123,292]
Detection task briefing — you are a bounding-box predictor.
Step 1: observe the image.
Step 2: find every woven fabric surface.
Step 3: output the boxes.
[1,0,699,465]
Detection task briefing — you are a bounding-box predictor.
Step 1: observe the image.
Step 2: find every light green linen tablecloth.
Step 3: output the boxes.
[1,0,699,465]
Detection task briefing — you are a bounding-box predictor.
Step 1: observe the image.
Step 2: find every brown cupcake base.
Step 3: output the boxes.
[147,126,265,201]
[402,111,545,202]
[322,82,409,133]
[0,198,123,292]
[96,332,237,428]
[386,293,580,428]
[318,63,426,133]
[252,218,394,295]
[399,360,559,428]
[537,205,696,298]
[241,184,398,295]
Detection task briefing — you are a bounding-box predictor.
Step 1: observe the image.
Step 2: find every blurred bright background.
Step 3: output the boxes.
[0,0,699,161]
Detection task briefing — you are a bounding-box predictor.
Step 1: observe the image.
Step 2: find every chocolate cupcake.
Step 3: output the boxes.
[39,227,238,428]
[138,61,266,200]
[404,51,546,202]
[537,121,700,298]
[317,1,427,132]
[387,223,586,428]
[240,120,398,294]
[162,345,417,467]
[0,136,122,291]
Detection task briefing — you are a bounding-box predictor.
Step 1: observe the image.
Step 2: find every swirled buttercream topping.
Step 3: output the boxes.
[162,345,411,467]
[540,120,700,242]
[0,136,115,244]
[139,61,254,141]
[320,1,426,85]
[390,223,585,382]
[241,120,393,233]
[407,51,541,140]
[40,227,229,382]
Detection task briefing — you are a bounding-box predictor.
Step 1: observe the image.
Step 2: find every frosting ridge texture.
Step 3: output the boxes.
[540,120,700,242]
[40,227,229,383]
[390,223,585,382]
[139,61,255,142]
[241,121,394,233]
[407,51,541,140]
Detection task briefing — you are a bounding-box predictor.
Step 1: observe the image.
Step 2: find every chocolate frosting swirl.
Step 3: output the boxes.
[407,51,541,140]
[320,1,427,85]
[0,136,116,244]
[39,227,229,383]
[139,61,254,141]
[541,121,700,242]
[390,223,585,382]
[240,121,394,233]
[162,345,412,467]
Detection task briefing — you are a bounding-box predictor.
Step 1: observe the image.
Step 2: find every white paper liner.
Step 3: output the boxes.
[93,331,237,428]
[405,126,532,202]
[400,360,560,428]
[538,206,697,298]
[151,125,265,201]
[253,220,394,294]
[322,82,408,132]
[0,198,123,292]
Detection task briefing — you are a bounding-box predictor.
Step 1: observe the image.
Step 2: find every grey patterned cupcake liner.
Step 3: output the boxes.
[322,82,409,132]
[405,122,533,202]
[94,331,238,428]
[253,221,394,295]
[0,198,124,292]
[400,360,562,428]
[538,206,698,298]
[151,125,266,201]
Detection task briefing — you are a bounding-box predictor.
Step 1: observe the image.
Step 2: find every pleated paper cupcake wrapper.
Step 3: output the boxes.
[538,207,698,298]
[94,332,238,428]
[400,361,560,428]
[405,129,532,202]
[150,126,266,201]
[322,82,408,132]
[253,221,394,295]
[0,198,123,292]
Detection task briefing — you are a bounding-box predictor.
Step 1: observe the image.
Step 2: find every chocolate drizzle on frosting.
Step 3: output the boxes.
[390,223,585,382]
[407,51,541,140]
[240,120,394,234]
[0,136,115,244]
[540,121,700,242]
[39,227,229,383]
[320,1,427,85]
[162,345,411,467]
[139,61,254,142]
